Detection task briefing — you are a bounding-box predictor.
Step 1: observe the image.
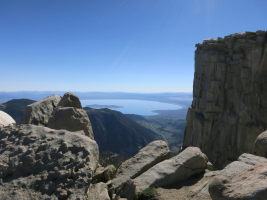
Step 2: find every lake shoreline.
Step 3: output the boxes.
[81,99,183,116]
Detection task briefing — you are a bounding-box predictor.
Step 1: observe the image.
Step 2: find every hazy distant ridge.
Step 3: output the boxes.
[0,91,192,106]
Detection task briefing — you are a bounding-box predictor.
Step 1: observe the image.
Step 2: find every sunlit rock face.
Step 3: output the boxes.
[0,124,99,200]
[23,93,94,139]
[184,31,267,167]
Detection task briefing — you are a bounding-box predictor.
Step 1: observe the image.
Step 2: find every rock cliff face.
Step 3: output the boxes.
[184,31,267,167]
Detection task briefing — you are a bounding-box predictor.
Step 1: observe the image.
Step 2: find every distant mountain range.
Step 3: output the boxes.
[0,91,192,106]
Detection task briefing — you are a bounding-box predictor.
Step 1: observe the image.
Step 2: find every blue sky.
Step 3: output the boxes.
[0,0,266,92]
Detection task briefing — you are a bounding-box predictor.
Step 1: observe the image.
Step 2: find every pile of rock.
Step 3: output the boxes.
[23,93,94,139]
[89,140,210,200]
[0,102,213,200]
[151,129,267,200]
[0,93,211,200]
[209,153,267,200]
[208,130,267,200]
[1,91,267,200]
[3,93,209,200]
[0,93,99,200]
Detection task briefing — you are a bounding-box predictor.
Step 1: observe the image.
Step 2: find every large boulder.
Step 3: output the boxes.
[254,130,267,158]
[209,153,267,200]
[0,111,15,127]
[87,182,110,200]
[22,95,61,126]
[0,124,99,200]
[112,140,170,190]
[58,92,82,108]
[22,93,94,139]
[133,147,208,194]
[48,107,94,139]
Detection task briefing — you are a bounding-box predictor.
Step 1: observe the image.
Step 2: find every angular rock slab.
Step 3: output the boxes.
[58,92,82,109]
[0,111,15,127]
[209,153,267,200]
[254,130,267,158]
[0,124,99,200]
[22,94,61,126]
[48,107,94,139]
[134,147,208,194]
[112,140,170,190]
[87,182,110,200]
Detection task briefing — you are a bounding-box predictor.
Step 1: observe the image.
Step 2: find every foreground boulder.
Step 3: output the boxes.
[134,147,208,194]
[48,107,94,139]
[254,130,267,158]
[22,93,94,139]
[0,111,15,127]
[209,153,267,200]
[22,95,61,126]
[0,124,99,200]
[112,140,170,191]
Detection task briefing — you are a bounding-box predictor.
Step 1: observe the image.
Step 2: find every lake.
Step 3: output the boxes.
[81,99,181,116]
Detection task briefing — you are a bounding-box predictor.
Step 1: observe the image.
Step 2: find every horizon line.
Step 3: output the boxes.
[0,90,192,94]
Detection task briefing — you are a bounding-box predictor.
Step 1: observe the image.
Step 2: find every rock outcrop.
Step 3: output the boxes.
[58,92,82,109]
[209,153,267,200]
[112,140,170,191]
[0,124,99,200]
[133,147,208,194]
[23,93,94,139]
[0,111,15,127]
[1,98,161,157]
[253,130,267,158]
[154,153,267,200]
[23,95,61,126]
[184,31,267,167]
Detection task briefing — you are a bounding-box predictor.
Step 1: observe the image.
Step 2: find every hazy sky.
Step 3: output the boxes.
[0,0,266,92]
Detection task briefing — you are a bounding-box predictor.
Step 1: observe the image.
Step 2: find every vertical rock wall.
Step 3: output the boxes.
[183,31,267,167]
